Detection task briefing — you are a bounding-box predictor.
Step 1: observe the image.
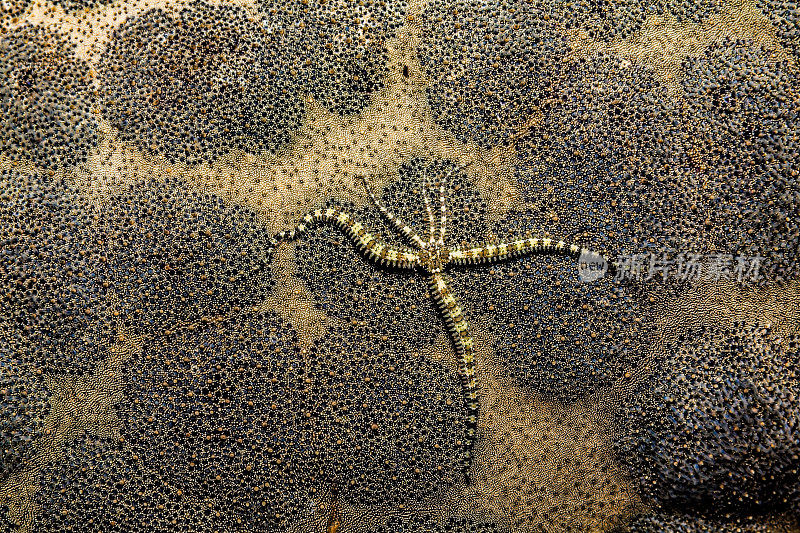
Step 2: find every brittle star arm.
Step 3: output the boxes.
[360,176,427,249]
[434,168,448,247]
[421,167,438,246]
[427,272,479,480]
[448,236,615,274]
[271,208,420,270]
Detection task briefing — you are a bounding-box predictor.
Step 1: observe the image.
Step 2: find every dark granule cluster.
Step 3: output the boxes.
[100,2,305,165]
[613,323,800,514]
[0,25,98,169]
[1,0,799,531]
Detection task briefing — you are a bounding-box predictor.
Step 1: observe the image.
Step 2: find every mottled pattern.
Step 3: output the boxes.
[259,0,407,116]
[0,170,107,373]
[36,312,307,532]
[94,177,274,338]
[0,338,49,481]
[0,0,799,531]
[306,333,465,505]
[515,54,688,258]
[679,41,800,282]
[757,0,800,57]
[101,2,304,164]
[370,513,501,533]
[0,26,98,168]
[419,0,565,147]
[620,512,797,532]
[613,323,800,513]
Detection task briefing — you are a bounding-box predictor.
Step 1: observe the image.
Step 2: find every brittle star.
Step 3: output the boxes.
[269,163,614,481]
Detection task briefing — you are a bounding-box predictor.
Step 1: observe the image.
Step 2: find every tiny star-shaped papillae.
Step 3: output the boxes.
[269,162,615,481]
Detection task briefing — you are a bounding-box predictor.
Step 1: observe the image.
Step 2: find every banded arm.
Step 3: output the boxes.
[272,208,420,270]
[427,272,479,480]
[419,169,449,247]
[433,170,448,247]
[448,236,614,272]
[421,168,438,246]
[360,176,427,249]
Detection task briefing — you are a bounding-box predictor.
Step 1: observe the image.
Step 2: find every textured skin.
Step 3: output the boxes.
[1,0,799,531]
